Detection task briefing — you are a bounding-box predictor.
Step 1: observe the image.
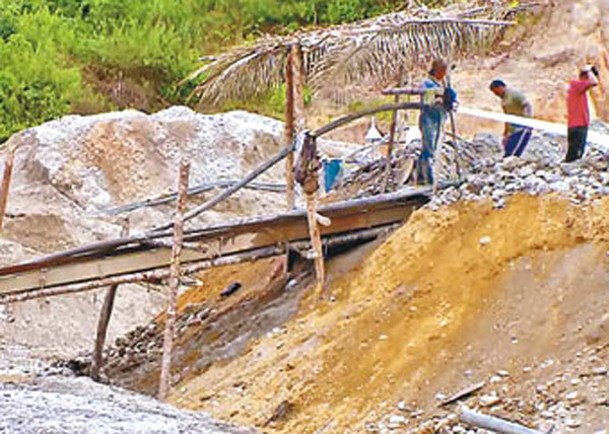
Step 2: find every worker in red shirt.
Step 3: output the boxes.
[566,65,599,162]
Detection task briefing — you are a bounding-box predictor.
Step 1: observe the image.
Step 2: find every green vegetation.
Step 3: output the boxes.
[0,0,405,141]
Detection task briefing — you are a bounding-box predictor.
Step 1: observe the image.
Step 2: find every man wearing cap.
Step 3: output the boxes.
[566,65,599,162]
[418,58,452,183]
[489,80,534,157]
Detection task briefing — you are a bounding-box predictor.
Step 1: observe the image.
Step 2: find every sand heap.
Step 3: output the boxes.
[0,107,349,257]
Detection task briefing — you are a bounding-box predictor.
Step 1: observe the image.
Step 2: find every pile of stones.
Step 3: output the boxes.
[373,343,609,433]
[431,129,609,210]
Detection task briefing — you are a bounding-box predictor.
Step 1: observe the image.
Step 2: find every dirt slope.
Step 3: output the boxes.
[163,195,609,433]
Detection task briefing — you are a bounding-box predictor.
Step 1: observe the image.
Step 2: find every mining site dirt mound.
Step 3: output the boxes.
[96,193,609,433]
[0,107,350,359]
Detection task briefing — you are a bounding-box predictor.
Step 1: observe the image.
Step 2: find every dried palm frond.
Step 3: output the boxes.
[187,2,536,107]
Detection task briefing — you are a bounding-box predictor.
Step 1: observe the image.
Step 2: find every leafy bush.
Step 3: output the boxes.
[0,0,405,142]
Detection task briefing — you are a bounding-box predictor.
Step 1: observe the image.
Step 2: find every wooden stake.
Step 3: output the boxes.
[293,43,305,132]
[284,47,296,210]
[381,70,405,193]
[90,220,130,381]
[158,161,190,402]
[0,145,16,232]
[295,132,325,295]
[306,192,325,289]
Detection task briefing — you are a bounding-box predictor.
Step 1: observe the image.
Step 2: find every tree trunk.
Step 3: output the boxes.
[158,162,190,402]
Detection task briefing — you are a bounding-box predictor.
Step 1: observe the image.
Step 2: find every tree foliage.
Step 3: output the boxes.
[0,0,456,141]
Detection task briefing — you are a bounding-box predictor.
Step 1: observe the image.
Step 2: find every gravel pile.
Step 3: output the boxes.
[0,376,255,434]
[430,127,609,210]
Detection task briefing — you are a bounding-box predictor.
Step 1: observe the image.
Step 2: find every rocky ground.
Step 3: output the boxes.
[0,375,255,434]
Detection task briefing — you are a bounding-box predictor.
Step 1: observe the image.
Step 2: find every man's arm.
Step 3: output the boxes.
[522,99,533,117]
[577,66,599,92]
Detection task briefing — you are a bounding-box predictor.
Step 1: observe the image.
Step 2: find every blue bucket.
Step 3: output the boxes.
[323,159,343,192]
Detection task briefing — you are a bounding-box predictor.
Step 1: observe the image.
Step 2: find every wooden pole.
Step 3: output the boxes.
[295,132,325,295]
[284,47,296,210]
[381,69,405,193]
[293,43,305,133]
[90,220,130,381]
[306,192,325,288]
[0,145,16,232]
[460,408,544,434]
[158,161,190,402]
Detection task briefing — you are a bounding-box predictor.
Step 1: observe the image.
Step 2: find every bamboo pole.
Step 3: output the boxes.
[0,145,16,232]
[90,221,130,381]
[159,161,190,402]
[284,46,296,210]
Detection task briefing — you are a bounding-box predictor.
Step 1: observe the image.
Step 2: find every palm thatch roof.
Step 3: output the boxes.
[187,1,540,106]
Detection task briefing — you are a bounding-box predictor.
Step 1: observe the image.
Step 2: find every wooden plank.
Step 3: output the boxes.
[2,226,398,304]
[0,187,431,278]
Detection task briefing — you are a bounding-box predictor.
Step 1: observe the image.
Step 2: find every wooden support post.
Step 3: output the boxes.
[158,161,190,402]
[293,43,305,133]
[381,69,405,193]
[284,47,296,210]
[306,192,325,287]
[295,132,325,296]
[0,145,16,232]
[90,220,130,381]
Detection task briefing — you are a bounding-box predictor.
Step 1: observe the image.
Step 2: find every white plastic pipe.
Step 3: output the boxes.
[460,407,544,434]
[458,107,609,151]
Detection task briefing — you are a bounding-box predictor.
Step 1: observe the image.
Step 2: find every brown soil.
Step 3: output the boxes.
[158,195,609,433]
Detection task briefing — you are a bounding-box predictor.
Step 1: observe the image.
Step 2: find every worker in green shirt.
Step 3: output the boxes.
[489,80,533,157]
